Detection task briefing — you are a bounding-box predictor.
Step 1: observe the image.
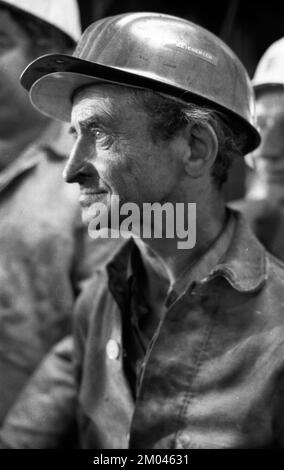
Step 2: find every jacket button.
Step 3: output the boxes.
[106,339,120,360]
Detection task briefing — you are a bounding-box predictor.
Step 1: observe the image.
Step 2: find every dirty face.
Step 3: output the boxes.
[65,84,188,225]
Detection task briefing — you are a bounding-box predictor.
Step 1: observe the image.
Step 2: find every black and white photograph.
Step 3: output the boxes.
[0,0,283,458]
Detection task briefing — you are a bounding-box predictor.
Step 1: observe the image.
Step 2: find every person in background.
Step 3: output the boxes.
[0,336,78,448]
[0,0,118,426]
[231,38,284,261]
[11,12,284,449]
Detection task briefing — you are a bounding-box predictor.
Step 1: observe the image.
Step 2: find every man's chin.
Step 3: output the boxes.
[81,203,110,227]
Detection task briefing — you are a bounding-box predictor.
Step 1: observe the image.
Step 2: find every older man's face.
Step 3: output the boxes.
[252,90,284,193]
[65,84,187,225]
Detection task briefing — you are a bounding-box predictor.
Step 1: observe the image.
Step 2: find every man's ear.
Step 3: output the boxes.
[184,122,218,178]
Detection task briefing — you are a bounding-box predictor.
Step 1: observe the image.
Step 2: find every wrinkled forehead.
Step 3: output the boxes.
[73,83,136,107]
[71,82,149,122]
[70,83,139,127]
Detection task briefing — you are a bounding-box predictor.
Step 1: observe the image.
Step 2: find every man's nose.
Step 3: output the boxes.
[63,138,93,183]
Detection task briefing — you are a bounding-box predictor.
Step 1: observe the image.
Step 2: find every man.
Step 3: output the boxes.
[9,12,284,449]
[0,0,116,426]
[231,38,284,260]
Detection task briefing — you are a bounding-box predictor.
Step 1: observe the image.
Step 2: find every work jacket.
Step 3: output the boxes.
[74,210,284,448]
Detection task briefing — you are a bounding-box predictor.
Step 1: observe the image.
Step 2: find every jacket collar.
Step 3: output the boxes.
[207,209,266,292]
[107,208,267,296]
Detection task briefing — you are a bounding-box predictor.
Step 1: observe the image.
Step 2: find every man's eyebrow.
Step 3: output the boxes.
[69,114,116,135]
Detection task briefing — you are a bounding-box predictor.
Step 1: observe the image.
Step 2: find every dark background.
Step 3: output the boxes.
[77,0,283,201]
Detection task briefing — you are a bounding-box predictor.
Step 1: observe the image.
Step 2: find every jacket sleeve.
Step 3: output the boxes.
[0,336,77,449]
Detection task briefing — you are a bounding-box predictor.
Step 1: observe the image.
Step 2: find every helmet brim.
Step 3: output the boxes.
[253,82,284,98]
[21,53,261,155]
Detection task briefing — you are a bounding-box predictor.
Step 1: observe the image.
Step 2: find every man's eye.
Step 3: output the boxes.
[92,128,105,139]
[91,128,113,148]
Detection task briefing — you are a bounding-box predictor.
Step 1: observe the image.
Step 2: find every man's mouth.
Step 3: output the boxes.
[79,191,108,208]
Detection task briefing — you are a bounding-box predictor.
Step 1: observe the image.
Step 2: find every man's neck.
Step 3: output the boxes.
[134,198,227,312]
[137,201,226,285]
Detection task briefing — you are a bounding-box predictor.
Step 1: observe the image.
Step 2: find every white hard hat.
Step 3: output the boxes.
[253,37,284,95]
[21,12,260,155]
[0,0,81,44]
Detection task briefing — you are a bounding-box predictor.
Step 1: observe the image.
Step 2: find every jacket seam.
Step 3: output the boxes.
[174,314,217,448]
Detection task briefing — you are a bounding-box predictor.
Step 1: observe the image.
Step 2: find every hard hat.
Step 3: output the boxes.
[21,12,260,155]
[0,0,81,44]
[253,37,284,96]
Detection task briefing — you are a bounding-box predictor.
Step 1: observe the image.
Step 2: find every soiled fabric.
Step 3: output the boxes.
[123,215,235,399]
[73,209,284,449]
[0,214,233,449]
[0,122,116,424]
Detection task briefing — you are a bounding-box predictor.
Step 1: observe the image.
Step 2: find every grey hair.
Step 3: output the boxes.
[127,88,247,188]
